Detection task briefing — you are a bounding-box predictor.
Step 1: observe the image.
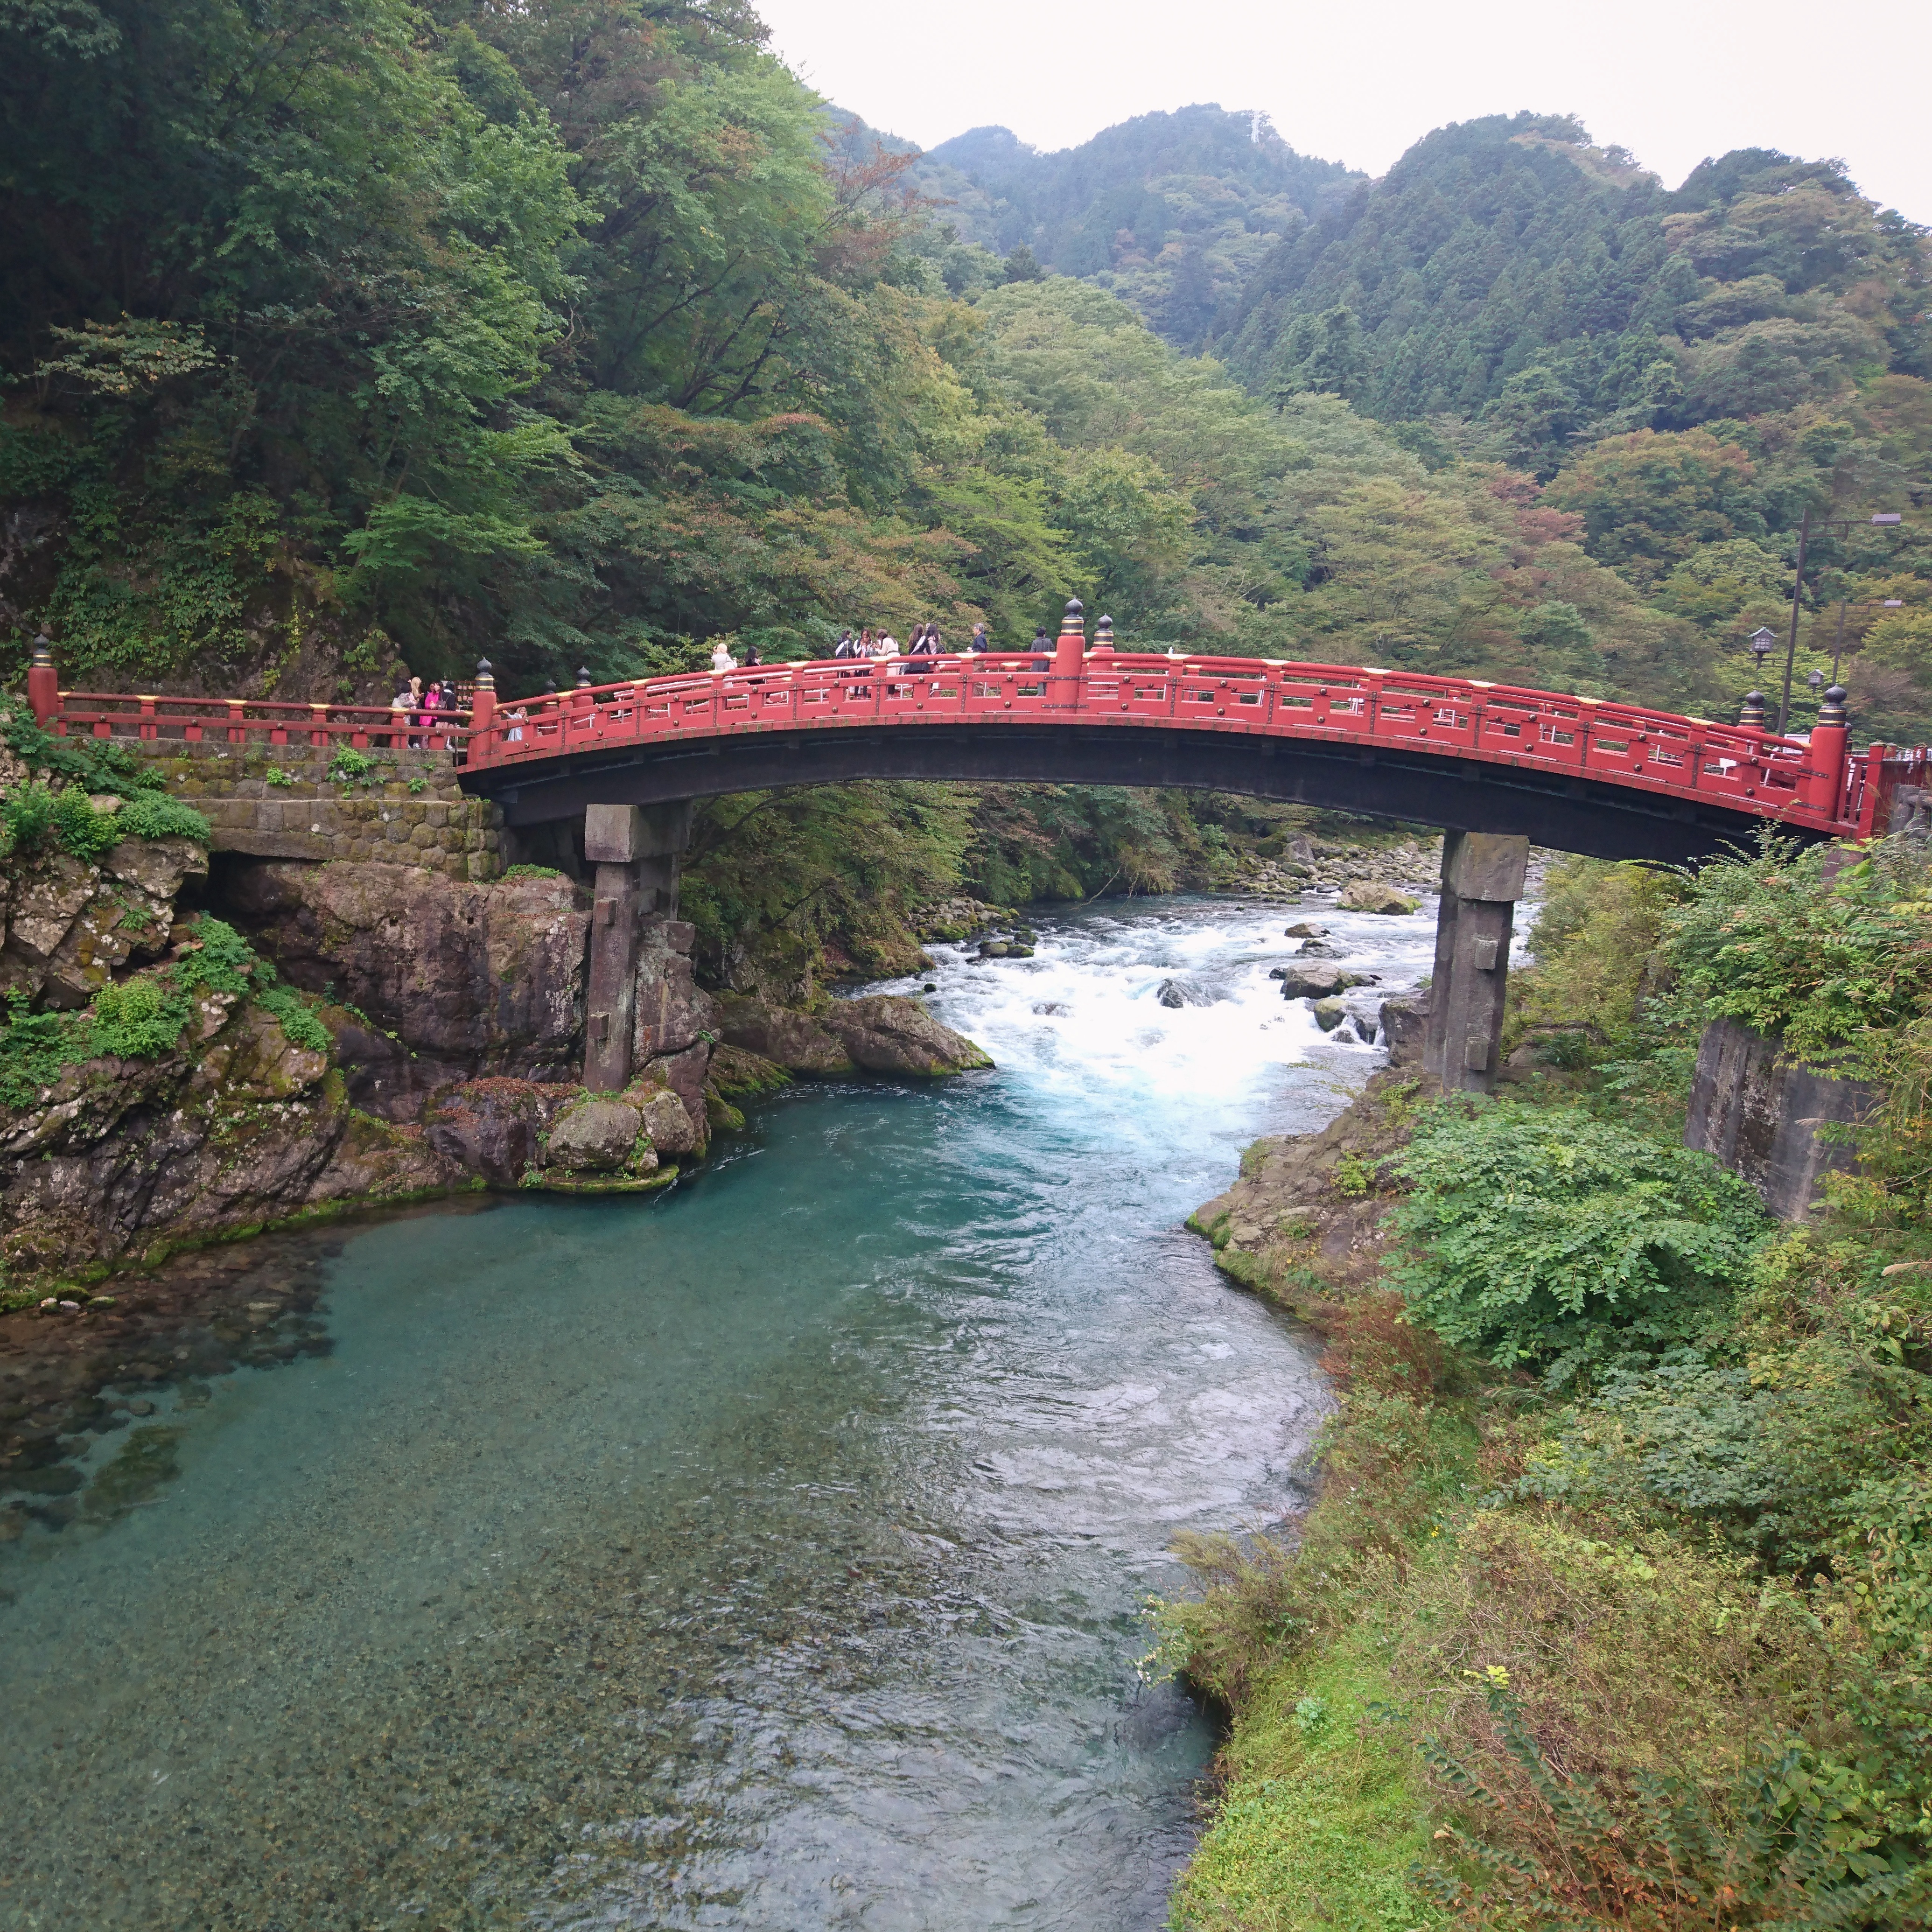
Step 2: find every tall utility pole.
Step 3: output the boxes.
[1779,509,1905,733]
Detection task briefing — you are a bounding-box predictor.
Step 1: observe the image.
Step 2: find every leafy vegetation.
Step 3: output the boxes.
[1390,1103,1764,1383]
[1163,836,1932,1930]
[0,916,324,1107]
[19,8,1917,739]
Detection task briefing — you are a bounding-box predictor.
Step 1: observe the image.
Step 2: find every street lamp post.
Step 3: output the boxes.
[1778,508,1905,733]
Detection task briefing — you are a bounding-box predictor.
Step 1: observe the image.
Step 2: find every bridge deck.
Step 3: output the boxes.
[32,650,1926,854]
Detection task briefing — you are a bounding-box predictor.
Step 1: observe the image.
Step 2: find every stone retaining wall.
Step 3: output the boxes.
[1685,1016,1872,1222]
[128,741,503,879]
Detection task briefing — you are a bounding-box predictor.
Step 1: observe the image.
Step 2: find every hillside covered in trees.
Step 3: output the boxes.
[3,4,1931,760]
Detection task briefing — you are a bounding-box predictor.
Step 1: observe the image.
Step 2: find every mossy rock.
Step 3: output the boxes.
[528,1166,679,1195]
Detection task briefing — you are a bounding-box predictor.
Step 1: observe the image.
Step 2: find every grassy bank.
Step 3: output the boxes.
[1165,836,1932,1930]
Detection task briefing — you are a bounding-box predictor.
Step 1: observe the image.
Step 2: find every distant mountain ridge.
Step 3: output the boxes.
[840,103,1363,351]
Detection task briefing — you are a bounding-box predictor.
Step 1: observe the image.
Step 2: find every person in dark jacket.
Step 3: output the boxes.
[970,622,989,653]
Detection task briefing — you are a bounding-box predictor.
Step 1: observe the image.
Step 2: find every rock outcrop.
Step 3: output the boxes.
[1189,1069,1433,1305]
[717,994,854,1074]
[226,860,588,1085]
[718,991,991,1078]
[0,990,462,1283]
[826,996,993,1074]
[0,836,205,1008]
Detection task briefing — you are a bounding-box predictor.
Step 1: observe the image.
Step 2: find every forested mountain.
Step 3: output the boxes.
[2,2,1929,745]
[900,105,1360,350]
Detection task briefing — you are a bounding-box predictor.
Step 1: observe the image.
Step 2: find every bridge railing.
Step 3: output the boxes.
[28,648,1916,838]
[42,692,470,754]
[461,651,1863,833]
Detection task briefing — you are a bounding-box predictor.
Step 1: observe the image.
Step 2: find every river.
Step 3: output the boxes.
[0,892,1440,1931]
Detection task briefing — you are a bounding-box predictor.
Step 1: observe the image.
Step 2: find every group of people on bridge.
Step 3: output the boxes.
[707,620,1005,674]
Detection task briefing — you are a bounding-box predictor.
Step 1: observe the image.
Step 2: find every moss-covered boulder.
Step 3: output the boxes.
[545,1098,644,1173]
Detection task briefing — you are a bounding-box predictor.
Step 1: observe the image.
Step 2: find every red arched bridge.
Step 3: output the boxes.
[27,605,1923,867]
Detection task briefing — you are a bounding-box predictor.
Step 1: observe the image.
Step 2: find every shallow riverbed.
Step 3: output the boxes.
[0,893,1439,1930]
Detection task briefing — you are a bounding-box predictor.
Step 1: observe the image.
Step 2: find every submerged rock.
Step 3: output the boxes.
[1156,978,1211,1009]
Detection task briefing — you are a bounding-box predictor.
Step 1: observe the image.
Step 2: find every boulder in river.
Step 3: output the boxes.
[545,1099,645,1173]
[717,995,855,1075]
[1338,882,1421,915]
[630,1084,700,1158]
[1273,965,1378,999]
[1312,997,1349,1032]
[824,996,993,1075]
[1156,978,1211,1009]
[1284,922,1328,939]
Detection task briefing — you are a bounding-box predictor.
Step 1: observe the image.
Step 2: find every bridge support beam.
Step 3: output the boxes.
[1422,831,1530,1095]
[583,801,692,1092]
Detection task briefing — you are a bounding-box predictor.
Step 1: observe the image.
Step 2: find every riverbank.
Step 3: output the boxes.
[1166,846,1932,1932]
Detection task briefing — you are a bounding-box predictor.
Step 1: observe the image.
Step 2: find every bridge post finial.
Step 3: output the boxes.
[1051,596,1087,707]
[575,666,593,688]
[1093,615,1115,654]
[1806,684,1852,820]
[26,632,57,727]
[1739,690,1767,728]
[469,657,496,739]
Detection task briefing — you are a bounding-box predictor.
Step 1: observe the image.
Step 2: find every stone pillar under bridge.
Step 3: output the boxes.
[583,801,693,1092]
[1422,830,1530,1095]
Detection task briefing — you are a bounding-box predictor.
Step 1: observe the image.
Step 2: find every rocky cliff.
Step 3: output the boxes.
[1,813,993,1301]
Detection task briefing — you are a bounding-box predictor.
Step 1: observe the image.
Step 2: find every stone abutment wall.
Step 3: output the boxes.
[130,741,504,879]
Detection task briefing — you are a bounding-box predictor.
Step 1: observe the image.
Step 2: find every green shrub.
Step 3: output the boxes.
[0,779,209,863]
[90,973,192,1057]
[1417,1676,1932,1931]
[112,791,210,844]
[498,863,563,881]
[265,766,295,788]
[327,746,376,785]
[0,994,88,1109]
[1659,833,1932,1066]
[0,706,157,799]
[1390,1101,1765,1382]
[254,982,330,1053]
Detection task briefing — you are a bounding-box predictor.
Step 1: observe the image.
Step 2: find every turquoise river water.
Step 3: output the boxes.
[0,893,1444,1931]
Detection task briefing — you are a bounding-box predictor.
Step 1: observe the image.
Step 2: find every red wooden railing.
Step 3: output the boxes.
[22,630,1925,840]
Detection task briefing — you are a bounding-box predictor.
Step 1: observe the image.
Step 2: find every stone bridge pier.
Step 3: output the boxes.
[582,800,693,1092]
[1421,830,1531,1095]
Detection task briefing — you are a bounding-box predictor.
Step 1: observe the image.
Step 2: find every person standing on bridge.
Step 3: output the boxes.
[835,630,857,658]
[916,623,942,656]
[710,638,737,672]
[1031,624,1051,671]
[970,622,989,654]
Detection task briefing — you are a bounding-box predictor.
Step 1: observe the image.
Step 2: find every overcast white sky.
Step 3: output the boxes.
[756,0,1932,224]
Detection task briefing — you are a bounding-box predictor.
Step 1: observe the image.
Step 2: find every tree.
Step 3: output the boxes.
[1544,429,1765,585]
